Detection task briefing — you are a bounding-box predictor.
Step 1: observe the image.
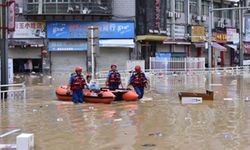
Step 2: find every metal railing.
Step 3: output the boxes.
[95,66,250,91]
[150,57,206,71]
[0,83,26,101]
[24,0,113,15]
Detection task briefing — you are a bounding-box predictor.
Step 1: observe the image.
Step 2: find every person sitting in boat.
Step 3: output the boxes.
[106,64,122,90]
[86,74,92,88]
[89,80,101,93]
[86,74,101,93]
[67,66,86,104]
[128,65,148,99]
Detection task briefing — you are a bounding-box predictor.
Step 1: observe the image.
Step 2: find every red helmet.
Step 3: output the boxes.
[135,65,141,72]
[110,64,117,68]
[75,66,82,73]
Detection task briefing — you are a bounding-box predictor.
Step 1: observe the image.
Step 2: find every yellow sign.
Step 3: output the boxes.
[191,26,206,42]
[214,32,227,43]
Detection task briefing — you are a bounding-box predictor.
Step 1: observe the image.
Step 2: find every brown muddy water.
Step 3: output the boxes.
[1,71,250,150]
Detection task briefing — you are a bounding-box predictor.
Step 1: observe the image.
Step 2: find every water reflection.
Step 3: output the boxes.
[1,71,250,149]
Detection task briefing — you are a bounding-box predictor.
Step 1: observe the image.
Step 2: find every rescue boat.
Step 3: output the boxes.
[102,88,139,101]
[55,86,115,104]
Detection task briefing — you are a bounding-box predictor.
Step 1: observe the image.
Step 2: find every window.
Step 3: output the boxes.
[166,0,171,11]
[213,3,220,18]
[190,0,198,14]
[202,1,209,16]
[175,0,184,13]
[223,5,232,19]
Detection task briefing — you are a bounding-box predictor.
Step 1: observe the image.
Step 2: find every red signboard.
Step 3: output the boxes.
[155,0,160,30]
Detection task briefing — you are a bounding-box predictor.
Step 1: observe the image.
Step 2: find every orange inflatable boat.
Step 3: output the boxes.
[55,86,115,104]
[102,88,139,101]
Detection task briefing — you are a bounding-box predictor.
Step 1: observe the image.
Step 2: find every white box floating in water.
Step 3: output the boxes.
[224,98,233,101]
[16,133,34,150]
[181,97,203,104]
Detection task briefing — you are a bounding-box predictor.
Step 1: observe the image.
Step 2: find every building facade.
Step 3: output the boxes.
[10,0,136,74]
[7,0,250,74]
[136,0,246,68]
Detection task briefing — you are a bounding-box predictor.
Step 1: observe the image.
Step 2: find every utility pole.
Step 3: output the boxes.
[170,0,175,52]
[208,0,213,68]
[1,0,9,87]
[88,26,99,81]
[239,0,244,66]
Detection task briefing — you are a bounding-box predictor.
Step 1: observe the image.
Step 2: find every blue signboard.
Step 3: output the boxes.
[155,52,172,69]
[155,52,171,59]
[48,40,87,51]
[47,21,134,39]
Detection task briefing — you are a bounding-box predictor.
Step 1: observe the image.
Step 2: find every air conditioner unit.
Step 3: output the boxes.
[167,12,174,18]
[219,18,224,23]
[196,16,201,21]
[216,21,224,28]
[201,15,207,22]
[17,7,23,14]
[149,29,154,33]
[224,19,229,25]
[175,12,181,19]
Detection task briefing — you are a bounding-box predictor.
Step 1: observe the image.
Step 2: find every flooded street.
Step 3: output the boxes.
[1,70,250,150]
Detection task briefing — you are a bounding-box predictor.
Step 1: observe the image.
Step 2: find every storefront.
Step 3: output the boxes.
[226,28,239,66]
[47,21,135,73]
[8,22,46,73]
[213,32,228,67]
[244,15,250,65]
[189,25,207,58]
[136,35,169,69]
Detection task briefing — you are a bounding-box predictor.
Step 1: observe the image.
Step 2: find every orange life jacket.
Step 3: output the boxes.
[108,71,121,84]
[70,74,86,90]
[131,72,147,87]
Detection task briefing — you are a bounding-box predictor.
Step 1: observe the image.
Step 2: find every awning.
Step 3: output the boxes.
[136,35,169,41]
[8,39,45,48]
[163,39,191,45]
[194,42,206,48]
[226,44,237,50]
[212,42,227,51]
[99,39,134,48]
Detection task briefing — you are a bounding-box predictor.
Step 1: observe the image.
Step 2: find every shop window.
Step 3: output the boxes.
[175,0,184,13]
[214,3,221,18]
[190,0,198,14]
[13,59,42,73]
[202,1,209,16]
[166,0,171,11]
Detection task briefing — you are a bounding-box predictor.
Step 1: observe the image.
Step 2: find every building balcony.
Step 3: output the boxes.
[23,0,113,18]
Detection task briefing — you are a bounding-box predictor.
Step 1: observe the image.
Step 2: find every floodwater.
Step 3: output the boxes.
[1,70,250,150]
